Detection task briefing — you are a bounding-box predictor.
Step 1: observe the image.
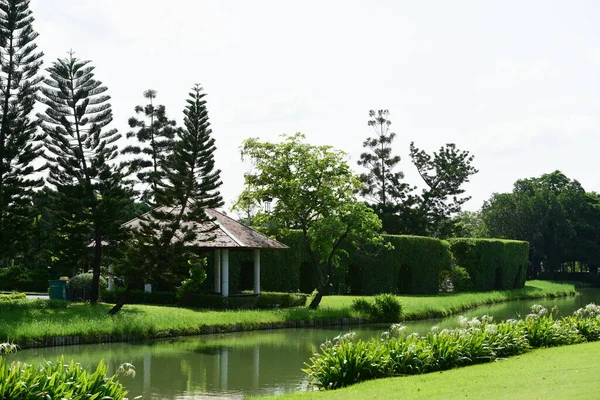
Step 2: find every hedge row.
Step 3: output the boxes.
[100,289,307,309]
[448,238,529,291]
[194,234,529,296]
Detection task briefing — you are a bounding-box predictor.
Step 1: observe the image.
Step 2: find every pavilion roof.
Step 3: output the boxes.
[122,207,288,250]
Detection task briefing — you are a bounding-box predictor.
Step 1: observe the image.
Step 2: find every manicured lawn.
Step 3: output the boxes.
[258,341,600,400]
[0,280,575,346]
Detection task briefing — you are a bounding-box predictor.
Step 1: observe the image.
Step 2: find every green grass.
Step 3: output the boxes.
[0,281,575,346]
[258,341,600,400]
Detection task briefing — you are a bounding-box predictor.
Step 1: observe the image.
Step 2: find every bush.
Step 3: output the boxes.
[0,292,26,301]
[450,265,472,292]
[68,272,107,301]
[0,265,50,292]
[101,289,177,305]
[0,357,130,399]
[351,294,402,322]
[448,238,529,291]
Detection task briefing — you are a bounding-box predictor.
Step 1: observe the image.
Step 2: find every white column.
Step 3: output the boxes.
[253,249,261,295]
[221,249,229,297]
[214,249,221,294]
[144,283,152,293]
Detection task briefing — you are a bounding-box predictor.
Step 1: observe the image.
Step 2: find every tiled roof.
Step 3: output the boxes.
[122,207,288,250]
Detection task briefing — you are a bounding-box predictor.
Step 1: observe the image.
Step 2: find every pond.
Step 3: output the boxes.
[8,289,600,399]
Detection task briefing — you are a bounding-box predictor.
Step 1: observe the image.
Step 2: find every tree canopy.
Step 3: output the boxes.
[239,133,384,308]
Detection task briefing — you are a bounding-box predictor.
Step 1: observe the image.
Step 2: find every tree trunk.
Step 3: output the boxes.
[308,285,329,309]
[90,222,102,304]
[108,284,132,316]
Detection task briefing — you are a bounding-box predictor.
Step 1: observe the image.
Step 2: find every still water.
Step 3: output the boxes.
[8,289,600,399]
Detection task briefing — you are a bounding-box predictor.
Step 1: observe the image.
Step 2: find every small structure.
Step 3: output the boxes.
[115,208,288,296]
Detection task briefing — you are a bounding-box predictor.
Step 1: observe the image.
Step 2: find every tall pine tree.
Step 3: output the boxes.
[109,84,223,315]
[122,89,177,204]
[357,109,413,233]
[38,52,133,303]
[0,0,44,265]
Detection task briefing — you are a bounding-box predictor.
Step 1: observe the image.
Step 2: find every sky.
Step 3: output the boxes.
[29,0,600,212]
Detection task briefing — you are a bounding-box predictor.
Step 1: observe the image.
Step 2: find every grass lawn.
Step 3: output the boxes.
[0,280,576,346]
[258,341,600,400]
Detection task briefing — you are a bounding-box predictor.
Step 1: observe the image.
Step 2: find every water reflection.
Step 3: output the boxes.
[7,289,600,399]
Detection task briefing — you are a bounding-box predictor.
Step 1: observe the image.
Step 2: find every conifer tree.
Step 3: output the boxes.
[0,0,44,265]
[38,52,133,303]
[357,110,413,234]
[122,89,177,203]
[109,84,222,315]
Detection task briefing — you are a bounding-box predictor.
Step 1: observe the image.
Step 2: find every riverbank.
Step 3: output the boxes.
[258,340,600,400]
[0,280,576,349]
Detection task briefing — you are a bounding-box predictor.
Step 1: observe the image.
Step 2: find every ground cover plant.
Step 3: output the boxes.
[258,341,600,400]
[0,281,575,347]
[302,303,600,390]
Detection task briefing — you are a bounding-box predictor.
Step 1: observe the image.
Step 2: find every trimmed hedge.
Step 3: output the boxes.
[448,238,529,291]
[350,235,453,295]
[101,289,307,309]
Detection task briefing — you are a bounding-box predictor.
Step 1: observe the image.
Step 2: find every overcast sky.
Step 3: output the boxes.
[29,0,600,212]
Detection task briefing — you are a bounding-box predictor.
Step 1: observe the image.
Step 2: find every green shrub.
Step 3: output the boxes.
[351,294,402,322]
[177,257,208,299]
[0,292,26,301]
[450,265,472,292]
[0,357,131,399]
[448,238,529,291]
[68,272,107,301]
[101,289,177,305]
[303,333,390,390]
[0,265,50,292]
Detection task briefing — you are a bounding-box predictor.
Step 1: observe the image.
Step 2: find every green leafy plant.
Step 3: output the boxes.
[68,272,108,301]
[0,357,136,399]
[351,294,402,321]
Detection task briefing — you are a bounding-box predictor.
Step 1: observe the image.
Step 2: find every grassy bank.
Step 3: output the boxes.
[258,341,600,400]
[0,281,576,347]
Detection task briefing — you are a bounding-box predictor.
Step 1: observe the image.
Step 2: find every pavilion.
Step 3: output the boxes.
[112,207,288,296]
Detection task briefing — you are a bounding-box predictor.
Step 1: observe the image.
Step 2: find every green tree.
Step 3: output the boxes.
[122,89,177,203]
[38,52,133,303]
[407,142,478,237]
[0,0,44,265]
[481,171,600,277]
[110,84,223,315]
[239,133,385,308]
[357,110,413,222]
[449,210,487,238]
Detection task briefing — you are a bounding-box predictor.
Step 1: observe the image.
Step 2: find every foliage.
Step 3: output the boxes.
[111,84,223,315]
[0,292,25,301]
[0,357,132,399]
[449,211,487,238]
[351,293,402,321]
[448,238,529,291]
[0,265,50,292]
[122,89,177,203]
[350,235,453,294]
[304,302,600,390]
[404,142,478,237]
[0,0,45,266]
[38,52,133,304]
[481,170,600,278]
[448,265,472,292]
[239,133,385,308]
[68,272,107,301]
[177,256,208,298]
[357,110,412,220]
